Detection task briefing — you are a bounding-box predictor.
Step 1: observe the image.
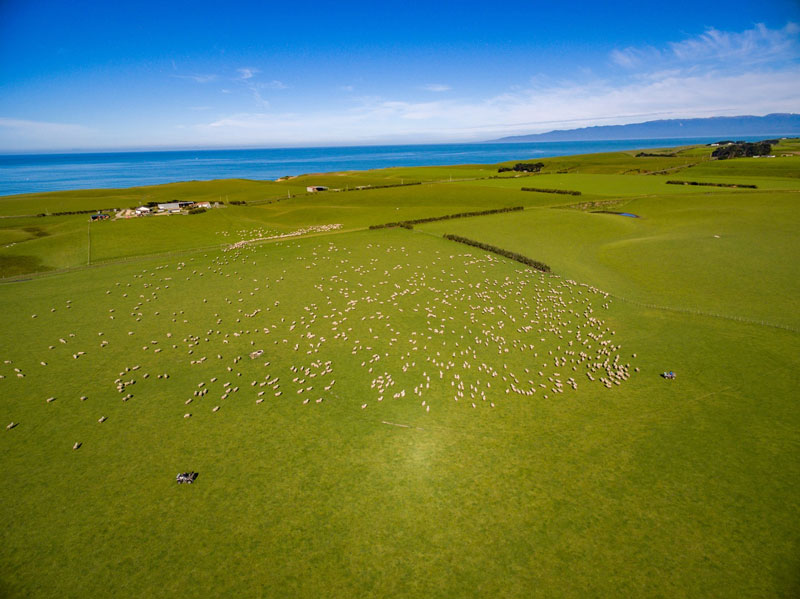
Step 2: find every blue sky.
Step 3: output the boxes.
[1,0,798,152]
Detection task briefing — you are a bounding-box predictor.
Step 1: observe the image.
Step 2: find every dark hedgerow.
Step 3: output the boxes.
[352,182,422,191]
[443,234,551,273]
[369,206,524,230]
[666,180,757,189]
[521,187,582,196]
[38,208,117,217]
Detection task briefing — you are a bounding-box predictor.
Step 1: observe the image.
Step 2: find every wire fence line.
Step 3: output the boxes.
[0,225,367,284]
[427,228,798,335]
[601,293,799,334]
[0,243,228,284]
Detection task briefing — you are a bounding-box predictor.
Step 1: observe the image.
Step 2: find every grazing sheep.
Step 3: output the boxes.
[184,413,191,418]
[73,442,81,450]
[98,416,107,423]
[6,422,17,430]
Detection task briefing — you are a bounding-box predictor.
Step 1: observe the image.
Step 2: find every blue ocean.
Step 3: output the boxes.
[0,137,767,197]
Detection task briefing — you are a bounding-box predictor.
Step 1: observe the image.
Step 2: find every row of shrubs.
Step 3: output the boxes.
[37,208,115,217]
[498,162,545,173]
[635,152,677,157]
[369,206,524,230]
[442,234,551,273]
[666,180,757,189]
[521,187,582,196]
[353,182,421,191]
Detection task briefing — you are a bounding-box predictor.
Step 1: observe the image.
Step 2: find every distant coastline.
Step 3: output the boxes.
[489,113,800,143]
[0,135,785,197]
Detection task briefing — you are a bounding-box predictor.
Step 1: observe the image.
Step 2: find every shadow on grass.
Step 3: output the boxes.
[22,226,50,238]
[0,255,53,278]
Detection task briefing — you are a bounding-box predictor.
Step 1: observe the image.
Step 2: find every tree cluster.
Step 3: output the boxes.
[498,162,545,173]
[711,141,772,160]
[442,234,551,273]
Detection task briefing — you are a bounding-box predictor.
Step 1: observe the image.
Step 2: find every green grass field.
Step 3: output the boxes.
[1,143,799,598]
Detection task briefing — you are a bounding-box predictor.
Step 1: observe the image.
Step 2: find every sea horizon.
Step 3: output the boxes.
[0,135,782,197]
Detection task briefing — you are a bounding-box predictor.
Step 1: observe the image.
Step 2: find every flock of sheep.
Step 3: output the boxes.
[2,227,636,449]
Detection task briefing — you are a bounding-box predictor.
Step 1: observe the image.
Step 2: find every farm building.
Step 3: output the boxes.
[90,213,110,221]
[306,186,329,193]
[135,206,151,215]
[156,202,191,213]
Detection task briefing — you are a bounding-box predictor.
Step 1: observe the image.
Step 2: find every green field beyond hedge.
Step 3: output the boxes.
[1,141,799,598]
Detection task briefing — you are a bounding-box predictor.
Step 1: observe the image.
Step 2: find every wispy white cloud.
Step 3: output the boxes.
[0,117,98,150]
[5,23,798,151]
[173,74,218,83]
[0,117,93,134]
[233,67,278,109]
[612,22,800,70]
[236,67,258,80]
[610,46,660,69]
[422,83,451,92]
[669,22,799,64]
[191,62,800,145]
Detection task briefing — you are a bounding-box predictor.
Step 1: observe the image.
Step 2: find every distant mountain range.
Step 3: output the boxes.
[490,113,800,143]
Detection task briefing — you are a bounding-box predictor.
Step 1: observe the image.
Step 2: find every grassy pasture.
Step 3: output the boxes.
[0,179,309,217]
[1,142,799,598]
[420,189,800,329]
[682,155,800,180]
[459,172,770,196]
[1,182,550,274]
[499,146,714,175]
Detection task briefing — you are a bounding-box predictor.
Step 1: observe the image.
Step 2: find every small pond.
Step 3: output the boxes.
[590,210,640,218]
